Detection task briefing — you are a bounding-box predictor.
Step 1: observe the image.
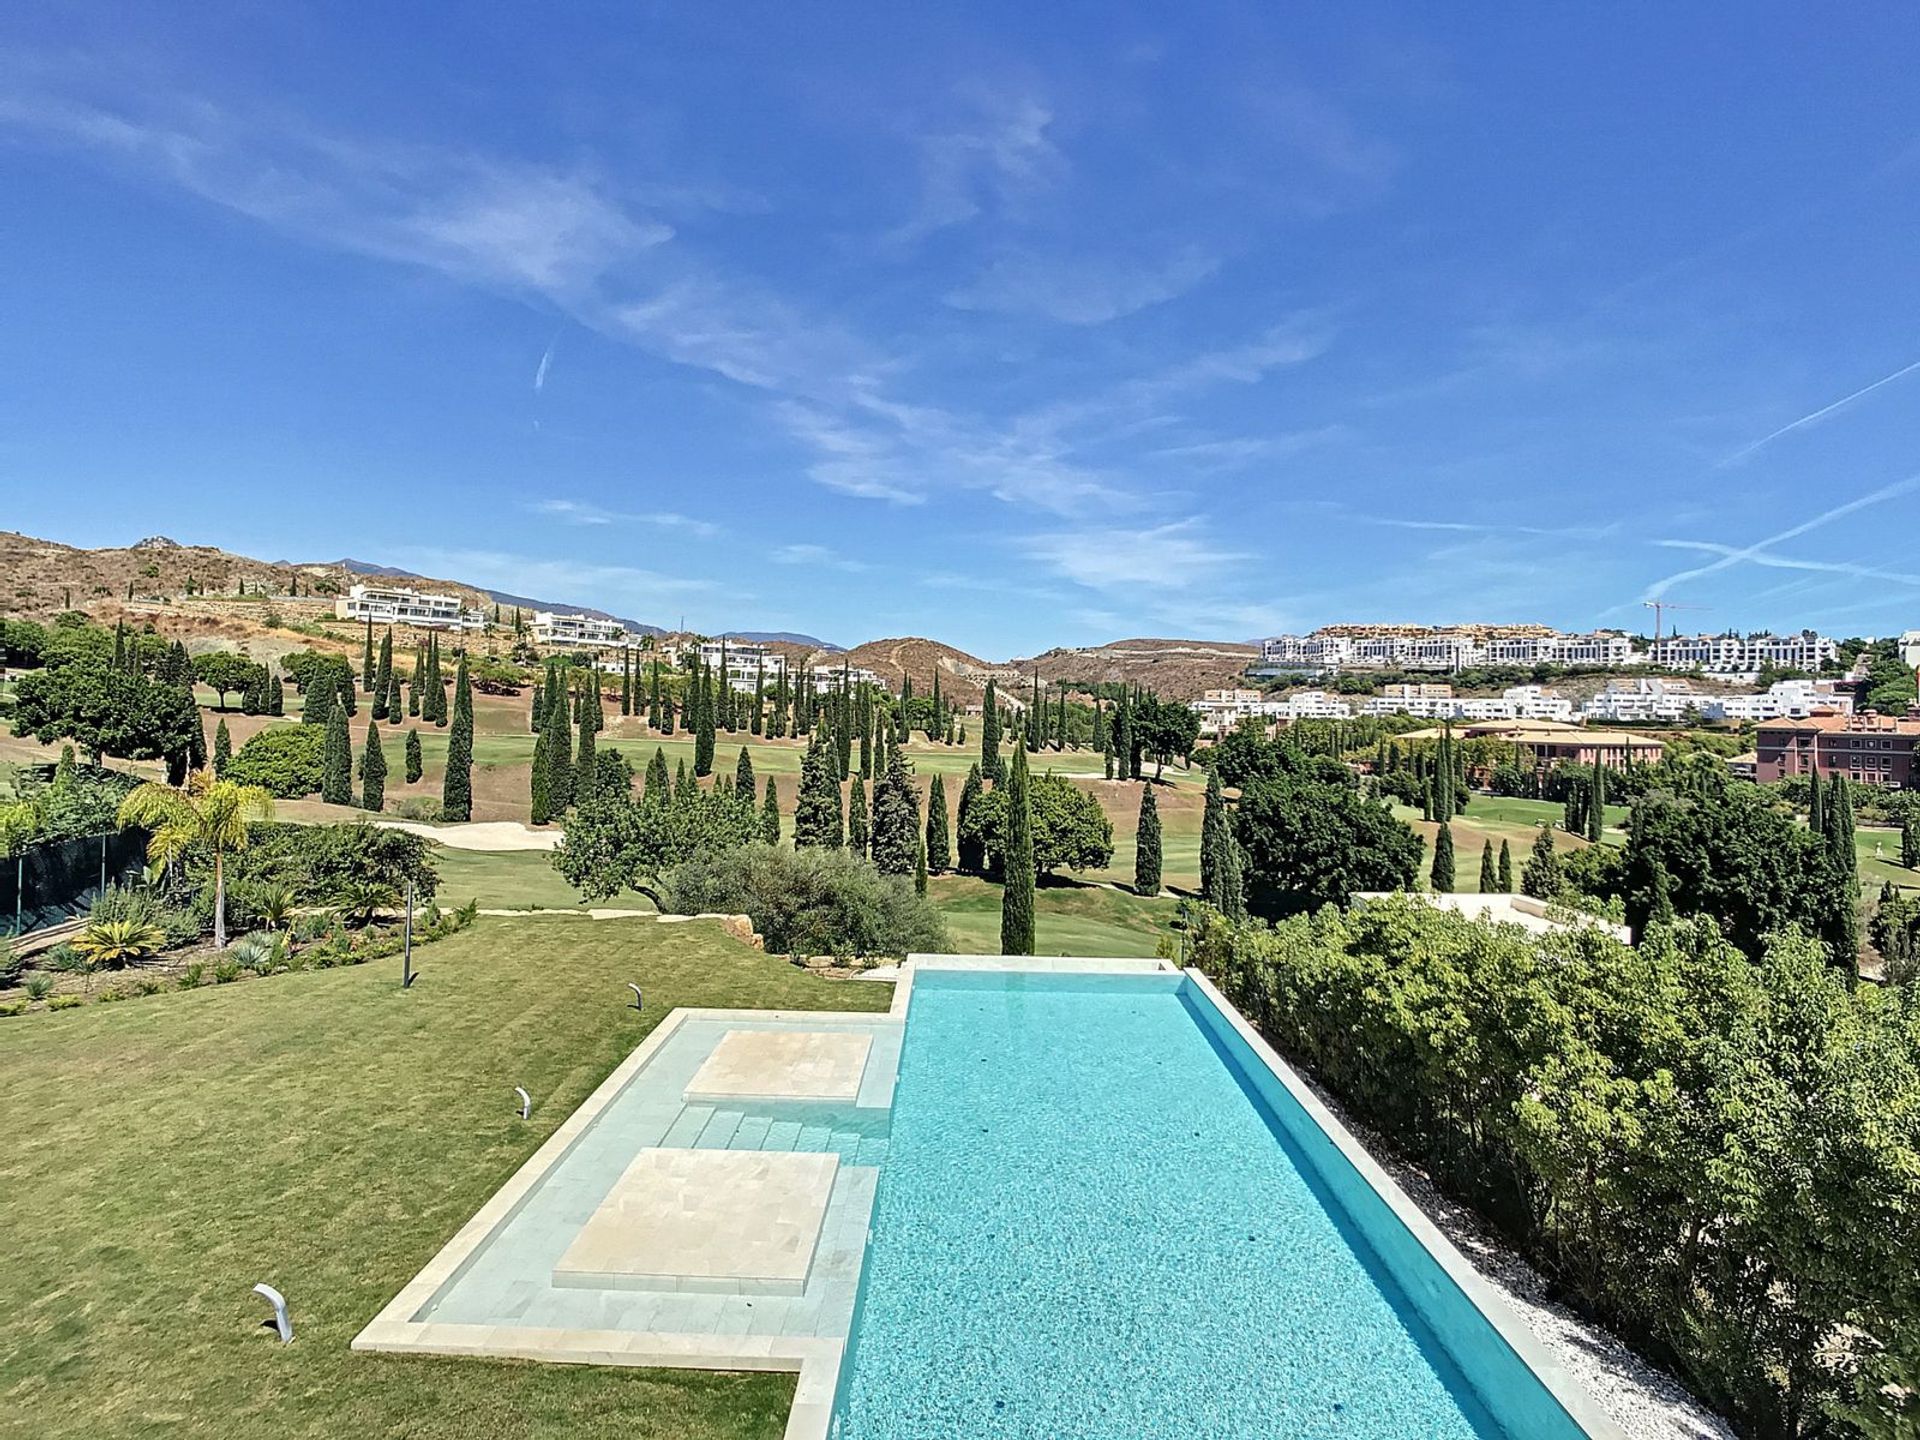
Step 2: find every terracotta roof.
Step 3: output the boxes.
[1756,712,1920,735]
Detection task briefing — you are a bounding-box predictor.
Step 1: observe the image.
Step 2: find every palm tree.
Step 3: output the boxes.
[118,770,275,950]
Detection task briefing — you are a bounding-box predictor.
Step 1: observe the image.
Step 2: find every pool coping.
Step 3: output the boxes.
[354,955,1625,1440]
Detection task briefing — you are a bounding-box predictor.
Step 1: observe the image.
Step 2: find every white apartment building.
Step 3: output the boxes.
[1262,626,1637,672]
[1700,679,1855,723]
[1649,631,1838,676]
[1483,632,1637,668]
[529,610,629,647]
[1193,689,1271,736]
[809,665,885,693]
[1361,685,1574,723]
[1580,678,1703,724]
[334,583,483,630]
[1271,690,1353,721]
[680,640,789,693]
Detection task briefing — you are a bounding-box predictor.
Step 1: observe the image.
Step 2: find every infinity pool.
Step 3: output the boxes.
[830,969,1591,1440]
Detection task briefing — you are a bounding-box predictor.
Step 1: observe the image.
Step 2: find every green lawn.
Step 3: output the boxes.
[930,874,1177,958]
[432,847,595,910]
[0,916,889,1440]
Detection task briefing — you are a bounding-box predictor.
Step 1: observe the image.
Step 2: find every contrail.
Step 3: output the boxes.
[533,332,560,394]
[1723,355,1920,465]
[1643,471,1920,599]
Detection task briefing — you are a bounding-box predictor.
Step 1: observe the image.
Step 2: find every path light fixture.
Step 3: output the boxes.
[627,983,644,1011]
[401,879,416,989]
[514,1086,531,1120]
[252,1282,293,1343]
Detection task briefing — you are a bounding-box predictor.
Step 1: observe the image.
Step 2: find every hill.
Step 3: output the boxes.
[832,637,1016,707]
[334,559,664,636]
[1012,638,1259,700]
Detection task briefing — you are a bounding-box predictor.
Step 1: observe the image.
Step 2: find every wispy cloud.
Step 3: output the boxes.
[945,247,1218,326]
[533,332,559,394]
[1363,516,1621,541]
[1652,539,1920,588]
[884,87,1065,249]
[389,546,722,616]
[1721,356,1920,466]
[1019,518,1250,592]
[1644,472,1920,599]
[770,543,870,573]
[526,499,719,537]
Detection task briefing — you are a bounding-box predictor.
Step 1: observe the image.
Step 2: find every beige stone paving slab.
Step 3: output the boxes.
[553,1148,839,1295]
[685,1029,872,1101]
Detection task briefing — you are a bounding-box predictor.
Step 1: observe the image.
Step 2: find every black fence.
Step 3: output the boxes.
[1,830,151,937]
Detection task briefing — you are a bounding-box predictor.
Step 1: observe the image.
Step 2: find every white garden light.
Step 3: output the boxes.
[514,1086,531,1120]
[252,1282,292,1343]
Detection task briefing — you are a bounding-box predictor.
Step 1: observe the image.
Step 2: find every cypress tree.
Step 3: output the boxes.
[1134,782,1163,897]
[1000,741,1035,956]
[925,773,951,874]
[212,718,232,777]
[621,649,633,716]
[1521,825,1561,899]
[407,668,420,717]
[574,686,598,803]
[694,667,716,777]
[336,669,357,719]
[531,706,554,825]
[642,747,670,807]
[674,757,690,803]
[751,660,765,736]
[1478,839,1497,893]
[321,703,353,805]
[794,735,843,848]
[548,677,574,812]
[362,619,375,694]
[915,828,928,896]
[648,662,663,730]
[956,763,986,874]
[1220,833,1246,921]
[859,695,874,779]
[735,746,755,797]
[1828,778,1860,964]
[1201,769,1232,905]
[1497,839,1513,892]
[304,668,335,728]
[1431,821,1456,891]
[385,664,402,720]
[1904,812,1920,871]
[870,754,920,877]
[362,719,388,812]
[443,653,473,821]
[981,680,1003,782]
[1113,700,1133,784]
[847,774,870,856]
[1587,761,1606,843]
[761,778,782,844]
[268,674,285,716]
[405,727,423,784]
[1809,766,1826,837]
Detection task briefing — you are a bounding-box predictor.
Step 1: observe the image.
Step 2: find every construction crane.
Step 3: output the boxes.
[1642,599,1709,654]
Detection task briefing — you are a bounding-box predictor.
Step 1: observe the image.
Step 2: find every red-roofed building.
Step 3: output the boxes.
[1754,713,1920,788]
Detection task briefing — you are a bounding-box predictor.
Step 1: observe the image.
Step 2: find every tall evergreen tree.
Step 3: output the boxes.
[693,666,716,777]
[735,745,755,798]
[981,679,1003,782]
[1431,821,1456,891]
[1587,761,1606,843]
[847,774,870,855]
[443,653,474,821]
[1809,765,1826,837]
[1000,741,1035,956]
[674,757,690,803]
[956,762,986,874]
[547,677,575,812]
[371,629,394,720]
[1201,769,1233,905]
[268,674,285,717]
[1113,699,1133,783]
[1478,839,1497,893]
[1134,782,1163,897]
[621,649,633,716]
[1904,812,1920,871]
[212,718,232,777]
[530,698,554,824]
[321,702,353,805]
[793,735,843,848]
[1497,838,1513,892]
[405,727,423,784]
[859,694,874,779]
[1827,777,1860,964]
[362,619,375,695]
[869,754,920,876]
[644,747,670,808]
[362,720,388,812]
[925,773,951,874]
[304,668,335,728]
[761,777,782,844]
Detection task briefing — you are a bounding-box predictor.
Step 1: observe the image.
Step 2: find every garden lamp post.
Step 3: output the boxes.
[401,879,415,989]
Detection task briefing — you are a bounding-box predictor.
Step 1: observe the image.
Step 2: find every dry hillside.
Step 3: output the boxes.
[1012,638,1259,700]
[829,637,1017,707]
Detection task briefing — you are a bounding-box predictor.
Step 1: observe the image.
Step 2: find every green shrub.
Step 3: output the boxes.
[97,986,128,1003]
[133,976,165,996]
[0,939,21,987]
[212,958,241,984]
[660,843,949,960]
[44,943,87,973]
[292,910,336,943]
[228,932,286,975]
[222,725,325,797]
[218,822,438,905]
[0,998,27,1017]
[393,797,442,823]
[22,974,54,1001]
[46,994,82,1011]
[177,962,206,990]
[91,883,198,947]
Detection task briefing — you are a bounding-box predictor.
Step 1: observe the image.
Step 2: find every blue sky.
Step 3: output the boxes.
[3,4,1919,656]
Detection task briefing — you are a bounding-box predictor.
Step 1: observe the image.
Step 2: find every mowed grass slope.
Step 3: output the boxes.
[0,917,890,1440]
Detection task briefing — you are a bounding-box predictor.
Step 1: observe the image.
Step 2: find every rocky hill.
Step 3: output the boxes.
[830,637,1017,706]
[1012,638,1259,700]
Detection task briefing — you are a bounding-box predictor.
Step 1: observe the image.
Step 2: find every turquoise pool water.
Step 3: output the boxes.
[830,969,1584,1440]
